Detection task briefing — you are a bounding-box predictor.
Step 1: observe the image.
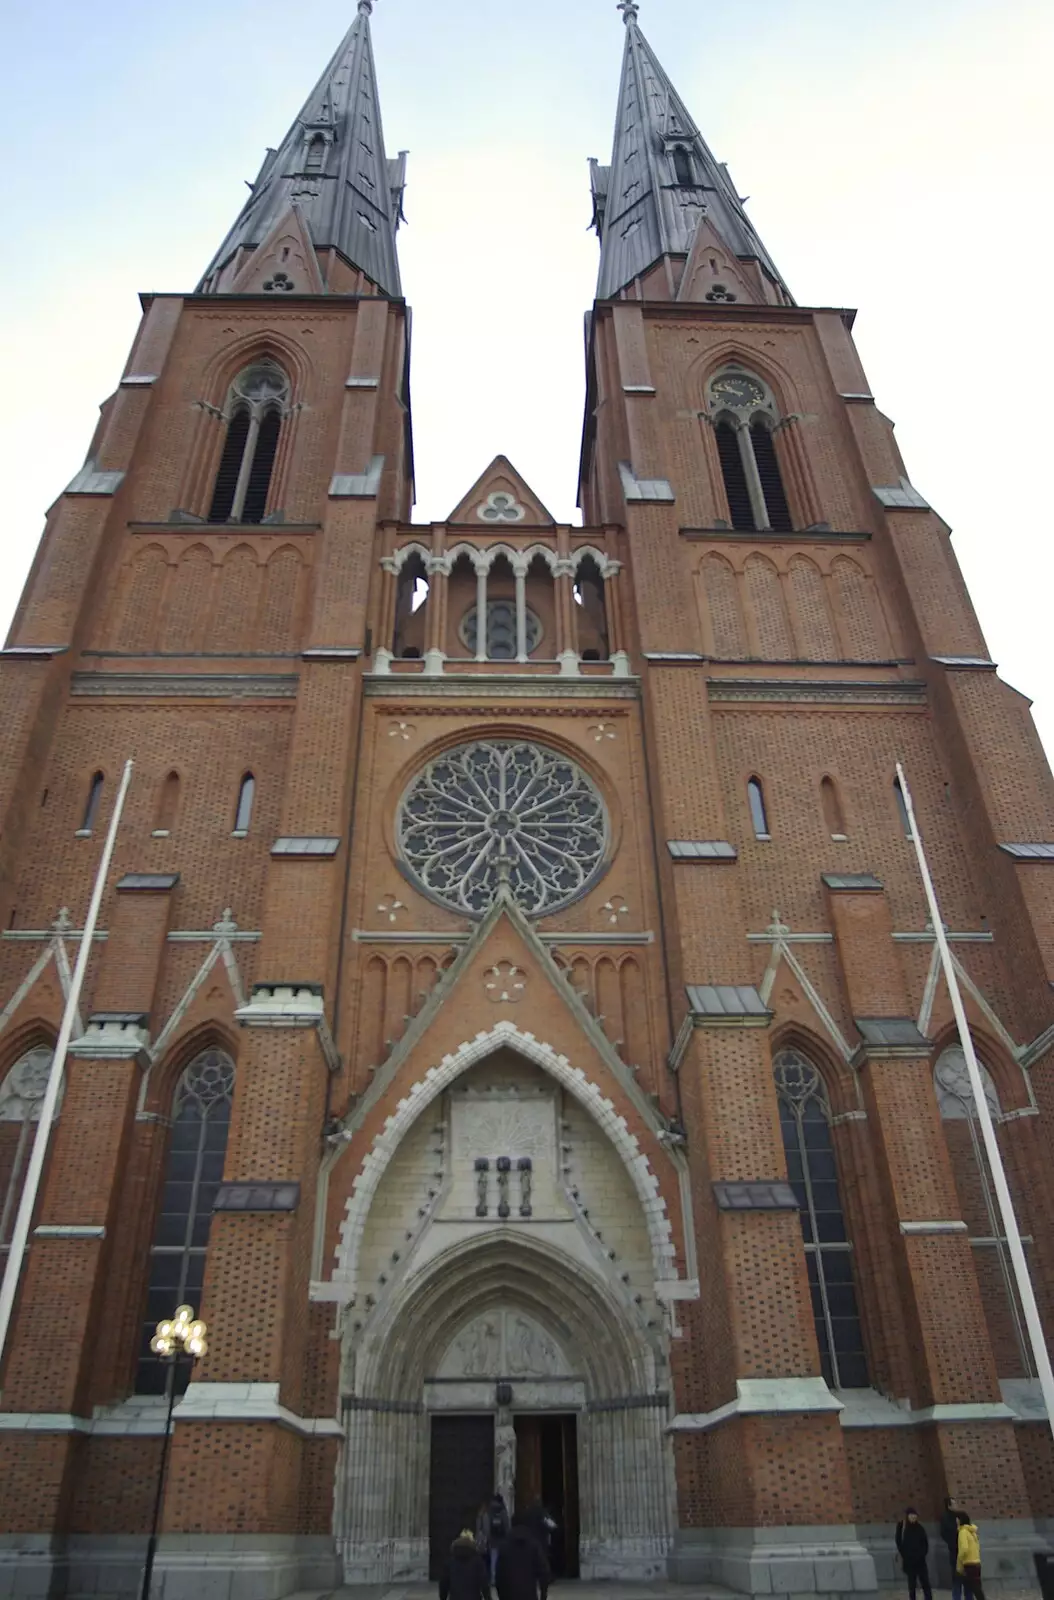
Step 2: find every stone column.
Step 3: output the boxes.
[475,558,489,662]
[735,419,769,531]
[513,558,529,663]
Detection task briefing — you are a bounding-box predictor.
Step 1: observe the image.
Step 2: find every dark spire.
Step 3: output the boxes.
[200,0,406,296]
[590,5,791,302]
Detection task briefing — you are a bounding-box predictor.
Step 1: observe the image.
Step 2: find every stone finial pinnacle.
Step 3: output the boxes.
[618,0,639,23]
[357,0,373,14]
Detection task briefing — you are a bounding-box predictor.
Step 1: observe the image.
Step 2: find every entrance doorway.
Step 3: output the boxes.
[514,1414,579,1578]
[429,1414,495,1578]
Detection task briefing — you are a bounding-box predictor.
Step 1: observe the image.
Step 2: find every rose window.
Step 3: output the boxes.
[397,740,609,917]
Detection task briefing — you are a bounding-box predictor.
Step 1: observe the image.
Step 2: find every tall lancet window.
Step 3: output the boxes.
[136,1048,235,1396]
[709,367,794,533]
[774,1048,869,1389]
[209,361,289,524]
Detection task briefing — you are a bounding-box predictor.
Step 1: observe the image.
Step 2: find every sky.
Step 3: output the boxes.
[1,0,1052,756]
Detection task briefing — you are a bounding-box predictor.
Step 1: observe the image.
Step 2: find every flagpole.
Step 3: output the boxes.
[896,761,1054,1443]
[0,759,134,1371]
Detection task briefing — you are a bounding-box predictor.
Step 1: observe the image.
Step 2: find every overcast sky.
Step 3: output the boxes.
[2,0,1051,759]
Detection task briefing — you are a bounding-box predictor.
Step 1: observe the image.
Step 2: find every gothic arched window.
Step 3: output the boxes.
[709,367,794,533]
[671,145,694,186]
[774,1048,869,1389]
[747,776,770,839]
[135,1048,234,1395]
[155,771,180,835]
[80,771,104,833]
[233,772,255,835]
[0,1046,55,1249]
[208,362,289,525]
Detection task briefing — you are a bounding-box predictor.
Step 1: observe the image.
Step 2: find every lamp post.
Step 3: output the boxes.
[140,1304,209,1600]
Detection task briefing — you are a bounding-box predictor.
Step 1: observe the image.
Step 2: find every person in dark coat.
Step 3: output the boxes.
[522,1499,557,1556]
[495,1515,550,1600]
[940,1497,963,1600]
[895,1508,932,1600]
[439,1525,491,1600]
[483,1491,510,1584]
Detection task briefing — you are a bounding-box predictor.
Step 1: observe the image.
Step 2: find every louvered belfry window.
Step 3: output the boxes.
[709,368,796,533]
[750,422,793,531]
[208,362,289,524]
[208,410,250,522]
[715,422,754,530]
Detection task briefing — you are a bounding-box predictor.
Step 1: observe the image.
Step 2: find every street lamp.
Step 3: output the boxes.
[140,1304,209,1600]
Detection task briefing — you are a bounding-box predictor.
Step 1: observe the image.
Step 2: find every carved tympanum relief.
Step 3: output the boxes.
[436,1309,569,1379]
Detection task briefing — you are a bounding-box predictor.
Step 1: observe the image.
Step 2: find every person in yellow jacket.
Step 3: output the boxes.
[955,1511,986,1600]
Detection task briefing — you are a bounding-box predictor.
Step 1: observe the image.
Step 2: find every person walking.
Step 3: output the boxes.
[523,1499,557,1558]
[495,1513,550,1600]
[895,1508,932,1600]
[956,1510,986,1600]
[940,1496,963,1600]
[484,1491,510,1586]
[439,1522,491,1600]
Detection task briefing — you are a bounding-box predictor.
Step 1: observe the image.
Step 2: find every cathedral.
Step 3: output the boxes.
[1,2,1052,1597]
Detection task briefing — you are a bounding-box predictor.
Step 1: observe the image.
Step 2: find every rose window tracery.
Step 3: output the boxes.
[396,740,609,917]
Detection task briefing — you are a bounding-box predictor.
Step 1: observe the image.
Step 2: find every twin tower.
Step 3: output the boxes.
[1,5,1052,1600]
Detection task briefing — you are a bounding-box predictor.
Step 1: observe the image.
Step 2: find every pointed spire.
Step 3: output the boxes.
[200,2,406,296]
[590,15,790,302]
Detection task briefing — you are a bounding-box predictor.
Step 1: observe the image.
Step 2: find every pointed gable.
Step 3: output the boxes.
[677,218,759,305]
[199,0,405,297]
[228,205,325,296]
[352,890,660,1139]
[591,11,791,303]
[446,456,555,527]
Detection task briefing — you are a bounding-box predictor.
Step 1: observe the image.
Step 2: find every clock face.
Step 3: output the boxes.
[712,373,766,410]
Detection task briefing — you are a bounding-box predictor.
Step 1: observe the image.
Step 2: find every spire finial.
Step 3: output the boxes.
[618,0,639,23]
[357,0,373,14]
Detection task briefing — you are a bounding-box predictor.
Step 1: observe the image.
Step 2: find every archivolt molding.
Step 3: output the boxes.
[323,1020,679,1304]
[346,1230,658,1401]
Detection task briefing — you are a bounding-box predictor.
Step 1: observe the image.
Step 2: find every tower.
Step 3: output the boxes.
[0,5,1052,1599]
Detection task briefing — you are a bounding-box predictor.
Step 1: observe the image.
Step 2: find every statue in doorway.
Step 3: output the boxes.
[495,1420,517,1510]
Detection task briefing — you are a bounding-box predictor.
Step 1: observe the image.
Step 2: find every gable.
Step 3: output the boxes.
[228,204,325,295]
[446,455,555,527]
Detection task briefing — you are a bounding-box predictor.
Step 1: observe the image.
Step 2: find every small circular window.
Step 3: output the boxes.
[460,601,542,660]
[397,740,609,917]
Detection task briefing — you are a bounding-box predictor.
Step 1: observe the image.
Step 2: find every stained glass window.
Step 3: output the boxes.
[135,1048,234,1396]
[774,1048,869,1389]
[397,740,609,918]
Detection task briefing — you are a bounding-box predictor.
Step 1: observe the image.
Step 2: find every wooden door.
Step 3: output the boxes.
[428,1414,495,1578]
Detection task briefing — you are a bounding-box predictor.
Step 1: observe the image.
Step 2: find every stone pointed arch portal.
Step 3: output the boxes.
[336,1232,676,1585]
[328,1020,679,1300]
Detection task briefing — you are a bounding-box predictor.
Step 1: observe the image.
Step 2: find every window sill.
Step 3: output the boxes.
[231,830,248,839]
[152,829,170,838]
[831,833,848,843]
[74,829,93,838]
[755,833,771,843]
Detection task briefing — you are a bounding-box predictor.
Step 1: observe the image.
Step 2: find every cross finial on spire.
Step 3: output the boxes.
[618,0,639,23]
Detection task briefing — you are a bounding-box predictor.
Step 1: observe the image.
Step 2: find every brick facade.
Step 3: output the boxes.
[0,9,1052,1600]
